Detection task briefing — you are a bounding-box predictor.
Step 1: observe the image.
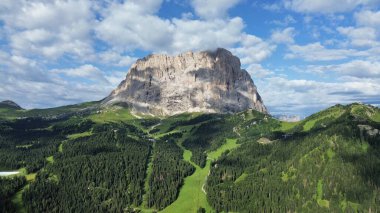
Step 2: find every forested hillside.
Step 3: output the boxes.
[0,102,379,212]
[207,104,380,212]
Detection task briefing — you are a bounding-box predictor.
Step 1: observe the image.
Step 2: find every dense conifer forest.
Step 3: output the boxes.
[206,104,380,212]
[0,102,379,212]
[147,140,194,209]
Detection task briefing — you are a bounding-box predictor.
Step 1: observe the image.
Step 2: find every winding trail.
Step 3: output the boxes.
[201,171,211,195]
[131,111,142,119]
[149,122,162,132]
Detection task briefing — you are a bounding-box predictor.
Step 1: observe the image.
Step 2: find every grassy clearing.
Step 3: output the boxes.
[208,138,239,160]
[361,142,369,152]
[278,121,300,132]
[350,105,363,114]
[316,180,323,198]
[303,119,319,131]
[372,111,380,122]
[281,166,297,182]
[152,113,202,134]
[88,108,136,123]
[303,108,344,131]
[11,186,27,213]
[183,149,192,162]
[66,131,92,139]
[316,179,329,208]
[326,148,335,160]
[340,199,360,212]
[12,180,34,212]
[17,168,27,176]
[350,104,373,118]
[46,156,54,163]
[234,173,248,184]
[162,138,239,213]
[11,168,37,212]
[154,129,181,139]
[25,173,36,182]
[161,153,212,213]
[58,143,63,152]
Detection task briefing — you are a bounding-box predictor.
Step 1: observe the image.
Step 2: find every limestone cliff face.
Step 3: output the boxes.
[102,48,267,115]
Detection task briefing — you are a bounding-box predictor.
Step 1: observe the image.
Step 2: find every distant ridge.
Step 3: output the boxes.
[0,100,23,110]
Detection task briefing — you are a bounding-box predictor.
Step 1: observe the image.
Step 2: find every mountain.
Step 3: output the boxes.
[0,100,23,110]
[102,48,267,116]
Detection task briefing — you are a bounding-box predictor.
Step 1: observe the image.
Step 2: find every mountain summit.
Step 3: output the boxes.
[102,48,267,115]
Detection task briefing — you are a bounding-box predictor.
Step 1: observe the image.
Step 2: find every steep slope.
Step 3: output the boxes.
[102,48,267,116]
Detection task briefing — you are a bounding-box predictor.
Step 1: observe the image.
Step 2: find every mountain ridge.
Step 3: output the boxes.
[0,100,23,110]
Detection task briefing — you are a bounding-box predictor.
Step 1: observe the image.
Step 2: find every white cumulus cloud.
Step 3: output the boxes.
[286,42,362,61]
[191,0,240,19]
[355,10,380,27]
[51,64,109,84]
[284,0,380,13]
[271,27,296,44]
[1,0,94,59]
[338,26,378,47]
[233,34,276,64]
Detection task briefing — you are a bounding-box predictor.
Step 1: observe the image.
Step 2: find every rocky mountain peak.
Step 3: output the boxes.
[102,48,267,116]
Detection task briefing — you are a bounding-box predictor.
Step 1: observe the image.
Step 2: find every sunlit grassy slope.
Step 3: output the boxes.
[373,112,380,122]
[278,121,300,131]
[88,107,136,123]
[9,168,37,213]
[162,139,239,213]
[66,131,93,139]
[302,105,345,131]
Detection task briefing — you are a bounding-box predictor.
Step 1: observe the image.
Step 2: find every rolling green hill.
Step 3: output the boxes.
[0,102,379,212]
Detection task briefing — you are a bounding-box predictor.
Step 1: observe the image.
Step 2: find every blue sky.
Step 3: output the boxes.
[0,0,380,117]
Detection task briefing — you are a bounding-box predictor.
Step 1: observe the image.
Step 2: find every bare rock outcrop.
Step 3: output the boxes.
[102,48,267,116]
